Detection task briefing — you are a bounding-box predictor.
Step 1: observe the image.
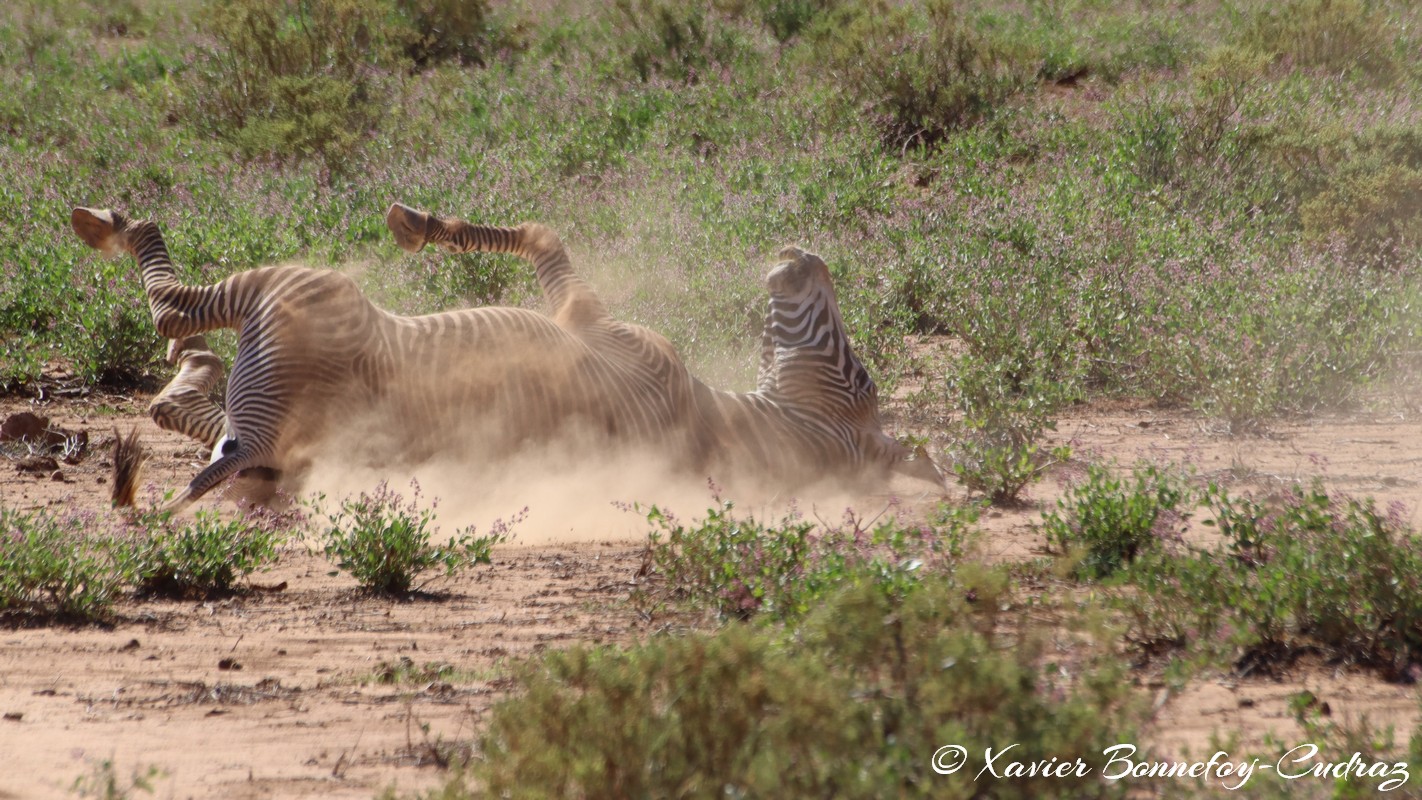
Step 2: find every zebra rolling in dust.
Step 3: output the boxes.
[388,203,946,494]
[75,205,943,513]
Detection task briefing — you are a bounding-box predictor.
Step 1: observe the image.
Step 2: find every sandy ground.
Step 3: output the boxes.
[2,390,1421,798]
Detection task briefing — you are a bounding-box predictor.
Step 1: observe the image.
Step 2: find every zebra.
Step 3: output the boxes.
[74,206,705,514]
[387,204,946,493]
[693,246,945,490]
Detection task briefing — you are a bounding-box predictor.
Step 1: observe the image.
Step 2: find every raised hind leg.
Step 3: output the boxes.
[73,209,295,509]
[385,202,609,327]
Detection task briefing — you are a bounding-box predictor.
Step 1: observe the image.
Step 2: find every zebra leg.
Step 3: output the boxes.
[385,203,609,326]
[71,207,231,340]
[163,445,272,515]
[148,336,228,449]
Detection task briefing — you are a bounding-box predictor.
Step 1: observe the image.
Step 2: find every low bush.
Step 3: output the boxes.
[612,0,753,84]
[1300,165,1422,271]
[394,0,496,67]
[315,481,516,595]
[1043,462,1193,581]
[472,577,1139,799]
[642,498,974,621]
[183,0,406,169]
[813,0,1028,148]
[1106,46,1275,211]
[1239,0,1397,81]
[0,507,126,621]
[113,506,288,598]
[66,278,164,386]
[947,357,1072,506]
[1122,483,1422,678]
[979,1,1194,84]
[753,0,840,43]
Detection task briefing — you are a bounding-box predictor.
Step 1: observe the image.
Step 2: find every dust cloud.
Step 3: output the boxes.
[301,438,718,545]
[297,423,930,547]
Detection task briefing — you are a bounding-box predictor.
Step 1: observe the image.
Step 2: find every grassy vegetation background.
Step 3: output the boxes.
[6,3,1422,793]
[4,0,1420,437]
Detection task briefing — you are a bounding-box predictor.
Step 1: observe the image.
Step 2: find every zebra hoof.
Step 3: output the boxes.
[385,203,431,253]
[71,207,124,254]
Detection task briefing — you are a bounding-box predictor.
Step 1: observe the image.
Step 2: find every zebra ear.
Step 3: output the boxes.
[71,207,124,254]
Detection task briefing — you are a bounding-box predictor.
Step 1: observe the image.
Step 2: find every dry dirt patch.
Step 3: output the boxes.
[1,393,1421,797]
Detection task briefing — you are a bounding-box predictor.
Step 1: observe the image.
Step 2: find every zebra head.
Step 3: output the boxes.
[761,247,951,493]
[764,246,844,348]
[759,246,868,398]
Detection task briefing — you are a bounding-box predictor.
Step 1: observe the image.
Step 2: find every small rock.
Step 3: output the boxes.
[218,658,242,671]
[3,712,22,722]
[0,412,88,461]
[0,412,48,443]
[15,455,59,474]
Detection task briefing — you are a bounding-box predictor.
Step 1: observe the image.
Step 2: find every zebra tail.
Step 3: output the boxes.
[111,427,148,509]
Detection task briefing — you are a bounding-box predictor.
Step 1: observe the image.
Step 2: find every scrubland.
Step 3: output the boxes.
[5,0,1422,797]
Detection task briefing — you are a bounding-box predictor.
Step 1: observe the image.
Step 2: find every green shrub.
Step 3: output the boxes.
[1170,256,1412,430]
[814,0,1027,148]
[113,507,287,598]
[613,0,750,84]
[394,0,495,67]
[980,1,1194,84]
[948,357,1072,506]
[1107,47,1274,209]
[184,0,405,169]
[1042,462,1193,581]
[66,282,164,386]
[315,481,514,595]
[0,332,45,393]
[1301,164,1422,270]
[752,0,840,43]
[1240,0,1397,80]
[553,89,667,176]
[472,577,1137,799]
[644,501,817,619]
[642,499,973,621]
[1123,483,1422,677]
[0,507,126,621]
[405,250,520,307]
